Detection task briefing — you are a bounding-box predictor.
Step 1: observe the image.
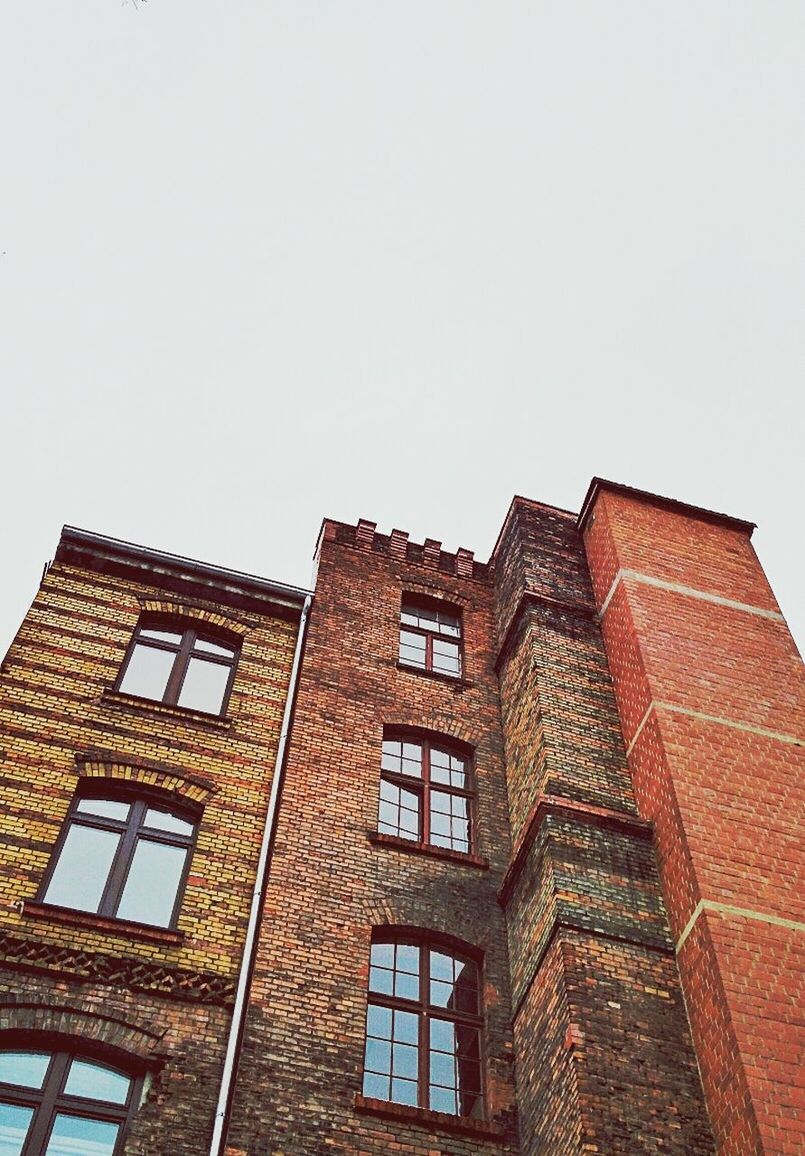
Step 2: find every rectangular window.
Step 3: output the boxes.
[117,620,238,716]
[399,601,462,678]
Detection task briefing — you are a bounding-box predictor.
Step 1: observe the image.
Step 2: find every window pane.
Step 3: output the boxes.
[0,1051,49,1089]
[394,971,419,1001]
[370,942,394,969]
[177,657,230,714]
[432,639,461,675]
[362,1072,389,1100]
[390,1078,417,1107]
[76,799,130,823]
[194,638,235,658]
[119,643,174,701]
[0,1103,33,1156]
[369,967,393,996]
[366,1004,392,1040]
[45,1114,119,1156]
[393,1010,418,1046]
[380,741,402,772]
[430,1085,458,1114]
[395,944,420,975]
[430,1017,456,1054]
[430,1050,456,1088]
[44,825,121,913]
[430,951,455,981]
[364,1038,391,1075]
[391,1043,418,1079]
[116,839,187,926]
[139,628,182,646]
[64,1059,131,1104]
[143,809,194,837]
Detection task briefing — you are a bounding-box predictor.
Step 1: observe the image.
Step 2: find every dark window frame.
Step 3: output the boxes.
[379,731,476,856]
[399,598,463,679]
[0,1048,142,1156]
[362,929,485,1119]
[37,784,200,931]
[115,616,240,717]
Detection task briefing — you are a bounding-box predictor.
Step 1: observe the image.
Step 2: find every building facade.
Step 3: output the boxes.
[0,480,802,1155]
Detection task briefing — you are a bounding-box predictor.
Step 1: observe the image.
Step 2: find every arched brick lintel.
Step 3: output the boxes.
[0,999,168,1071]
[137,598,254,637]
[74,756,217,805]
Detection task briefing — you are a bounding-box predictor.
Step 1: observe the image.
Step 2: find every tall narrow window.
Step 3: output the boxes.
[41,791,198,929]
[362,934,483,1118]
[399,600,462,678]
[117,619,238,716]
[0,1048,141,1156]
[379,734,473,854]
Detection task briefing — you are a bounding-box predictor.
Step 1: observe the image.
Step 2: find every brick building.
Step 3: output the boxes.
[1,480,802,1155]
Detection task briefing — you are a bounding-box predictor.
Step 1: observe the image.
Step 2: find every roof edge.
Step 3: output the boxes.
[56,526,312,610]
[576,479,756,536]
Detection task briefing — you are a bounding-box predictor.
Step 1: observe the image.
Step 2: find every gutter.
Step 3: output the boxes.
[208,592,312,1156]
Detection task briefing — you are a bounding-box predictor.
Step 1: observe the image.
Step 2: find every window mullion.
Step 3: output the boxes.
[418,945,429,1109]
[422,746,431,845]
[24,1053,69,1154]
[164,631,194,704]
[101,804,142,916]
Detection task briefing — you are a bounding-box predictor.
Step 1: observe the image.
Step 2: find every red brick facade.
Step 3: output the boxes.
[2,482,801,1155]
[580,481,804,1155]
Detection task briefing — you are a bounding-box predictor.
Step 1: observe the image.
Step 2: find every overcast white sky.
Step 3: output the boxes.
[1,2,802,658]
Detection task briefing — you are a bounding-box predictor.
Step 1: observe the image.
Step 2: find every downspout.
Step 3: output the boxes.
[208,593,312,1156]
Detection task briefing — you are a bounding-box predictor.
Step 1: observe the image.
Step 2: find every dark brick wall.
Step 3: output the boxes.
[227,523,519,1154]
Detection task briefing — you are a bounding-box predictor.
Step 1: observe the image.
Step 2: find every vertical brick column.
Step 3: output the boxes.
[493,499,713,1154]
[580,480,805,1155]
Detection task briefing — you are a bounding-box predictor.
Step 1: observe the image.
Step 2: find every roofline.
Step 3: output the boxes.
[57,526,313,607]
[488,494,579,563]
[576,479,756,536]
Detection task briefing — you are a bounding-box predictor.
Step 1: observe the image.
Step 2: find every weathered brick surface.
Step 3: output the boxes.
[583,483,805,1155]
[0,542,299,1154]
[494,498,713,1154]
[227,524,519,1153]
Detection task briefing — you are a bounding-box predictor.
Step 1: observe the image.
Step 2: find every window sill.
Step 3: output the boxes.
[22,901,185,946]
[368,831,489,870]
[101,689,233,730]
[395,662,473,690]
[354,1094,504,1140]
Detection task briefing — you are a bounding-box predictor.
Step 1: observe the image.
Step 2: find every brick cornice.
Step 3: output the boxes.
[498,794,651,908]
[494,591,596,672]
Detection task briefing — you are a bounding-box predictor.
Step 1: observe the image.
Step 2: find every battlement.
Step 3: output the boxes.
[318,518,490,582]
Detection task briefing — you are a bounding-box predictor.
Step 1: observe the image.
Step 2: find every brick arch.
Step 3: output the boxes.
[382,712,477,750]
[397,578,472,608]
[74,755,217,806]
[0,998,167,1068]
[355,900,497,956]
[137,597,254,637]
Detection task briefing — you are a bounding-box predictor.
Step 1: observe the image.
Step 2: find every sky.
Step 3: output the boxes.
[1,2,803,658]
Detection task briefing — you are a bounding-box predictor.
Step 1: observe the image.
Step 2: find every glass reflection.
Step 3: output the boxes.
[177,658,230,714]
[44,826,121,913]
[0,1103,33,1156]
[116,839,187,926]
[45,1113,119,1156]
[119,645,174,701]
[64,1060,130,1105]
[0,1052,49,1089]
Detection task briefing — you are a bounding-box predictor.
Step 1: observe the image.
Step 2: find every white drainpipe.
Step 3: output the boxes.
[208,593,312,1156]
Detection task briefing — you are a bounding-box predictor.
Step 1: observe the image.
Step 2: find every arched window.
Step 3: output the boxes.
[0,1048,141,1155]
[40,788,199,929]
[362,933,483,1118]
[116,617,239,716]
[379,733,474,854]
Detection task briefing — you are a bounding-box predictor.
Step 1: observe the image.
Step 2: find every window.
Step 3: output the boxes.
[0,1048,141,1156]
[117,619,238,716]
[399,600,462,678]
[41,791,197,929]
[362,934,483,1118]
[379,735,473,854]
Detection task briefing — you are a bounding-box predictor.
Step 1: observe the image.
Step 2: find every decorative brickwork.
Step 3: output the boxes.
[0,531,304,1154]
